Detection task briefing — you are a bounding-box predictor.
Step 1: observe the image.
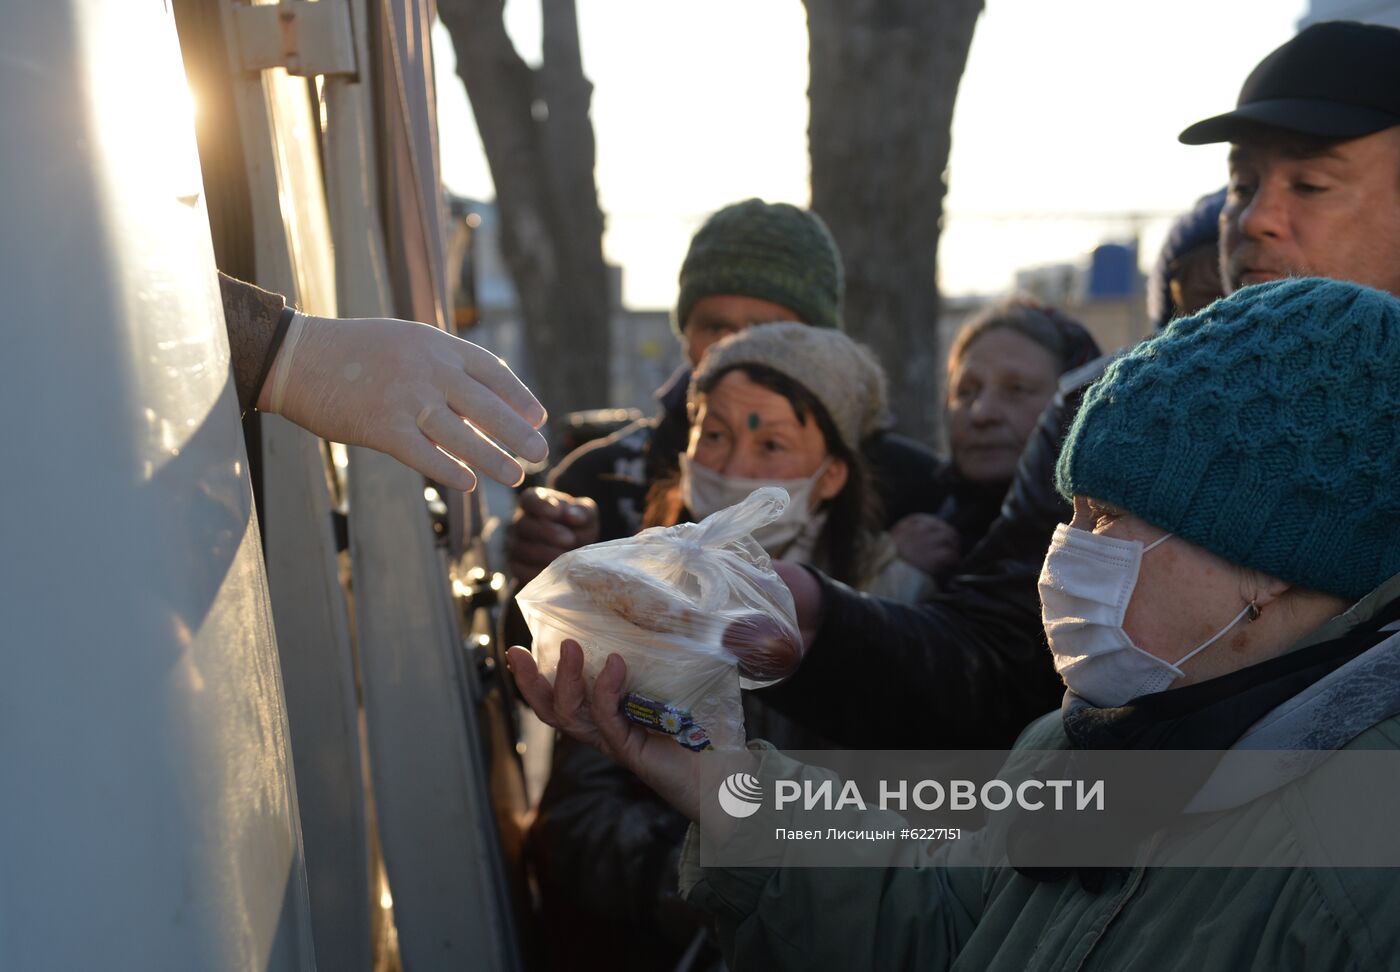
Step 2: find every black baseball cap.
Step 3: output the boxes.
[1179,21,1400,145]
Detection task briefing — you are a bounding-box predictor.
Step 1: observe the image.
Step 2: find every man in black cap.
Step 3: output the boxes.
[1181,19,1400,299]
[749,20,1400,752]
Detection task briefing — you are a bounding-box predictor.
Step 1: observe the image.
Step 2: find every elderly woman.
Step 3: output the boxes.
[893,300,1099,580]
[645,321,930,602]
[512,278,1400,970]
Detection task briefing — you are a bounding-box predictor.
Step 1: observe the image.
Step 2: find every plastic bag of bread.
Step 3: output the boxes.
[516,486,803,750]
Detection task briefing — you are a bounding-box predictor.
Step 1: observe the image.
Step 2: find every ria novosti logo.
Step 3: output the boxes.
[717,772,763,818]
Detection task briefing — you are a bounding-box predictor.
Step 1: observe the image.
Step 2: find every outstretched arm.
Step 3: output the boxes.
[220,272,547,490]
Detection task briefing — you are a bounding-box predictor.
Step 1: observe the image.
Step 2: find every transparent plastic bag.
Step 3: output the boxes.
[516,486,803,750]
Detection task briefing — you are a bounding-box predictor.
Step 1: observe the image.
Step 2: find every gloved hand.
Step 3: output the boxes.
[258,313,548,490]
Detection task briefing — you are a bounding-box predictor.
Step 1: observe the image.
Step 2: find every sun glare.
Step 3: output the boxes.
[82,7,204,206]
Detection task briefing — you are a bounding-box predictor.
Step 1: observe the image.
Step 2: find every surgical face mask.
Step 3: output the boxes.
[1038,523,1256,708]
[680,454,830,555]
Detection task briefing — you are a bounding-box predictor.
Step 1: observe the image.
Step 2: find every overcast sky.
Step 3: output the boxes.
[433,0,1308,308]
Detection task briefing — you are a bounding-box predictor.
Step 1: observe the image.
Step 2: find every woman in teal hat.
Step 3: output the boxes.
[511,277,1400,971]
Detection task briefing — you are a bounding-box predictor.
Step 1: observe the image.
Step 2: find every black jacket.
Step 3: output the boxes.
[755,357,1111,749]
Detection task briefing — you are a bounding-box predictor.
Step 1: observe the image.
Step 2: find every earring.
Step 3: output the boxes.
[1246,601,1261,622]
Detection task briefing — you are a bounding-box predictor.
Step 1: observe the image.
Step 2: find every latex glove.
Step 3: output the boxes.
[258,313,547,490]
[506,487,600,582]
[889,513,962,579]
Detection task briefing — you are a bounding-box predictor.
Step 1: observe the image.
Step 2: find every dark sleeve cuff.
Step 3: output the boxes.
[219,272,294,417]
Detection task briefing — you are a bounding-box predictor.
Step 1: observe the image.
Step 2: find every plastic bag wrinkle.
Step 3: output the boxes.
[517,487,803,750]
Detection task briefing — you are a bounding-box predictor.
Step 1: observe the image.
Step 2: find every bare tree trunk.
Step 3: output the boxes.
[437,0,611,426]
[805,0,982,445]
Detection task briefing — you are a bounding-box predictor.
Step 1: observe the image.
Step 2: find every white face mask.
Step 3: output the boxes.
[1038,523,1256,708]
[680,454,830,555]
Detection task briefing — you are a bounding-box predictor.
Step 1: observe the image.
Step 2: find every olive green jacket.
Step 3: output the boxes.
[682,578,1400,972]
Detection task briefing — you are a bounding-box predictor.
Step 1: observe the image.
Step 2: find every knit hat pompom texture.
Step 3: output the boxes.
[689,322,888,453]
[675,199,844,334]
[1057,278,1400,601]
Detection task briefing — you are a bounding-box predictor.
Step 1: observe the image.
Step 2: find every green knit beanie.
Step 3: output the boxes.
[1057,277,1400,601]
[675,199,844,334]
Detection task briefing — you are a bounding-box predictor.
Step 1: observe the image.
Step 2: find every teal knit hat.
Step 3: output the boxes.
[675,199,844,334]
[1057,278,1400,601]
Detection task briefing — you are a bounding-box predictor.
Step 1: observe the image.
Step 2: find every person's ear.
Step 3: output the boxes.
[1242,569,1291,612]
[813,456,848,506]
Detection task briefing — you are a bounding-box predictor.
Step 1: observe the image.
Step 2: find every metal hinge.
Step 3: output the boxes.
[233,0,356,77]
